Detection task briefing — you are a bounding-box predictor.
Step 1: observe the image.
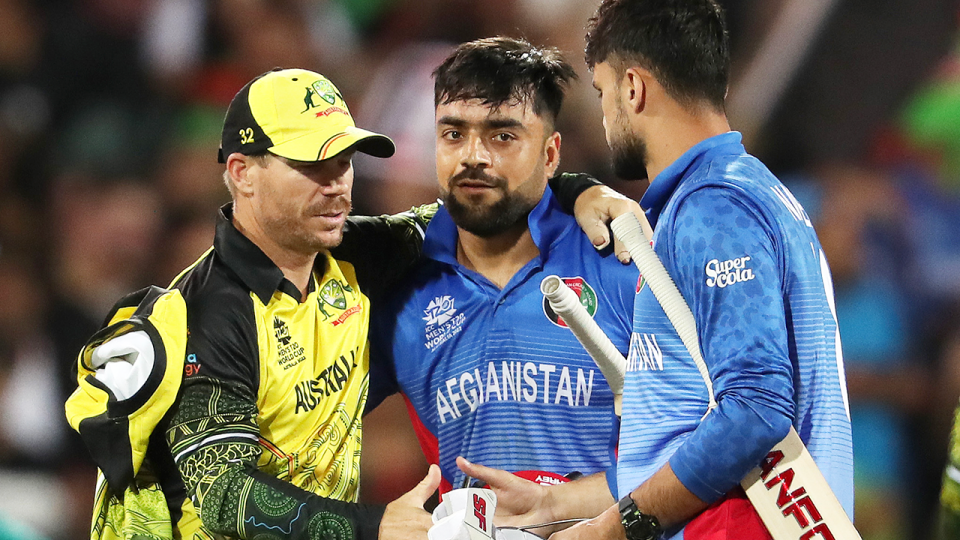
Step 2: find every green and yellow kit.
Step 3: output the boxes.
[67,203,434,540]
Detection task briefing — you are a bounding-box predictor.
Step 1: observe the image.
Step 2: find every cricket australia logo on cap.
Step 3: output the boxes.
[423,295,465,351]
[312,78,340,105]
[543,277,598,327]
[302,78,349,117]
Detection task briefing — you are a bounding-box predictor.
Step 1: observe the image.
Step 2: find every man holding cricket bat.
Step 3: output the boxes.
[461,1,855,538]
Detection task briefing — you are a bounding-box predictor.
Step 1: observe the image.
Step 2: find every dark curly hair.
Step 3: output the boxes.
[434,37,578,128]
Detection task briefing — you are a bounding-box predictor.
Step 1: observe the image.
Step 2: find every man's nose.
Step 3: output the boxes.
[462,135,492,168]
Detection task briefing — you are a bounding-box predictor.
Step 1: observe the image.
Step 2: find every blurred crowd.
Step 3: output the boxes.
[2,1,960,539]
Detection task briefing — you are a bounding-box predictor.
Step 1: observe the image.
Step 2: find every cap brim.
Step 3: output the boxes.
[269,126,396,162]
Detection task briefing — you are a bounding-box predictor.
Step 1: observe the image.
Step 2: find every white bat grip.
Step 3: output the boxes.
[610,213,717,412]
[540,275,625,415]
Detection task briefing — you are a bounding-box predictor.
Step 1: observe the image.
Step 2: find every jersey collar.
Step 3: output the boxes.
[422,184,572,267]
[214,204,314,304]
[640,131,744,230]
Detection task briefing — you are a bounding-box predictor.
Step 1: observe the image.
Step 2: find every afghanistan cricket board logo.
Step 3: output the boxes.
[543,277,598,328]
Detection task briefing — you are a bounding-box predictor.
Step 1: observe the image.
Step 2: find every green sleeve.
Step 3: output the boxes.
[939,399,960,539]
[166,375,385,540]
[334,203,439,300]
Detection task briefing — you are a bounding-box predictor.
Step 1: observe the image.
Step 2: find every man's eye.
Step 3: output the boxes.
[494,133,514,142]
[443,130,462,140]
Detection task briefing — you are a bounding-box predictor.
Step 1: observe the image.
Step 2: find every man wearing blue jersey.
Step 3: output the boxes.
[366,37,639,506]
[461,2,855,539]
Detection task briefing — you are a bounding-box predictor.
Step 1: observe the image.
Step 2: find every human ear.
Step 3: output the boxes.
[544,131,561,177]
[226,154,256,196]
[623,67,647,114]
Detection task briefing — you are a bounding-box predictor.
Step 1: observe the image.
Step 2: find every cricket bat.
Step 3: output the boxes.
[540,275,625,415]
[608,212,860,540]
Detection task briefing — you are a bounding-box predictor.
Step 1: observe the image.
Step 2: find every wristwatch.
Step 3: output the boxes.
[618,495,663,540]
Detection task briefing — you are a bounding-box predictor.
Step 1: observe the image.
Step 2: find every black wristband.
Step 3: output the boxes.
[618,495,662,540]
[548,172,603,214]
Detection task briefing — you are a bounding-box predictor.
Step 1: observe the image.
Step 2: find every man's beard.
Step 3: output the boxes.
[441,167,539,238]
[609,105,648,181]
[265,196,352,253]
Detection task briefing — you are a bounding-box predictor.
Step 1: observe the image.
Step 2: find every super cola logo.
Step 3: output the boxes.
[705,256,755,288]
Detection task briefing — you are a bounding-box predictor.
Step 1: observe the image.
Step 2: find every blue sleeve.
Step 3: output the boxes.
[664,187,794,502]
[365,297,402,414]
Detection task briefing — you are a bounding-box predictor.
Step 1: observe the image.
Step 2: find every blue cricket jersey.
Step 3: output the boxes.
[368,186,638,490]
[618,132,854,538]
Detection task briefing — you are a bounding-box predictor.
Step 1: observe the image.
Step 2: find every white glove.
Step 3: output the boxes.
[429,488,497,540]
[429,489,543,540]
[91,330,155,401]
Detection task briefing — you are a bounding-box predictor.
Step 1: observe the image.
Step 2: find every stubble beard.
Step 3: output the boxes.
[610,105,649,181]
[265,196,352,254]
[441,166,542,238]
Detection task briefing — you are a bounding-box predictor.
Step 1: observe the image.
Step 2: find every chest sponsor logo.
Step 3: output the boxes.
[274,317,307,370]
[423,296,465,350]
[294,347,360,413]
[435,362,600,424]
[626,332,664,371]
[705,256,755,288]
[184,353,201,377]
[317,278,360,324]
[542,277,598,327]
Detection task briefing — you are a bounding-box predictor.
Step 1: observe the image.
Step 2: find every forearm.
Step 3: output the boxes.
[198,460,385,539]
[544,472,615,523]
[548,173,604,213]
[559,465,706,540]
[173,432,385,540]
[628,463,708,529]
[168,376,385,540]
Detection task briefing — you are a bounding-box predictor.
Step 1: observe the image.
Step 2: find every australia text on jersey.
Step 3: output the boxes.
[436,361,600,424]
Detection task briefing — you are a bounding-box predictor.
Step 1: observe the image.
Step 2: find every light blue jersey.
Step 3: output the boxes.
[618,132,854,538]
[368,186,638,492]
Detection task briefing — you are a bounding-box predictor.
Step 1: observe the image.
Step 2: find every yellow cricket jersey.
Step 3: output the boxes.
[250,251,370,501]
[67,203,435,540]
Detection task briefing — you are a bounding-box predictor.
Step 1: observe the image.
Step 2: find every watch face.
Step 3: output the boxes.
[619,496,662,540]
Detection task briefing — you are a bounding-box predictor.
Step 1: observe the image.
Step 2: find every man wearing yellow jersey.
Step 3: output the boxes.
[68,68,441,540]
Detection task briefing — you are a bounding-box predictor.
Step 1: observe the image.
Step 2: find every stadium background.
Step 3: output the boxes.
[0,0,959,538]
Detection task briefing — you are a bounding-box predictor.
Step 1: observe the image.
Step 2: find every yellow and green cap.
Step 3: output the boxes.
[218,68,395,163]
